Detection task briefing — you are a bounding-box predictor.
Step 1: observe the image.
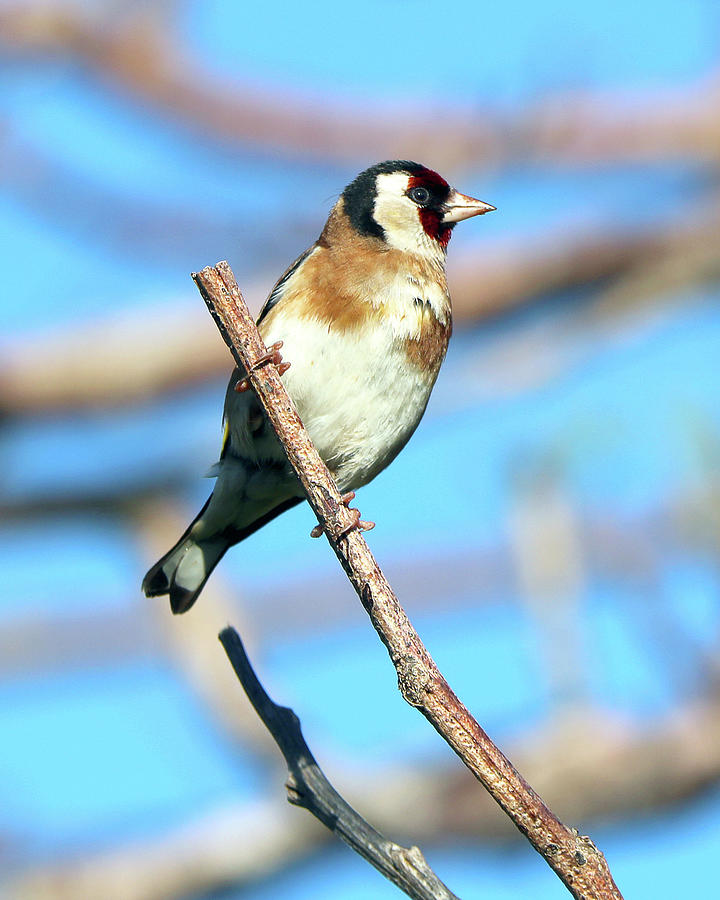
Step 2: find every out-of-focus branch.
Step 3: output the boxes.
[1,4,720,167]
[0,120,316,264]
[450,204,720,323]
[0,4,498,168]
[193,261,623,899]
[220,627,460,900]
[136,500,280,754]
[0,302,231,413]
[7,695,720,900]
[5,478,719,688]
[5,204,720,415]
[4,800,328,900]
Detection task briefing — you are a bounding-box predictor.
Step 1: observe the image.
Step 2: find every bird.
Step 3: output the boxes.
[143,160,494,614]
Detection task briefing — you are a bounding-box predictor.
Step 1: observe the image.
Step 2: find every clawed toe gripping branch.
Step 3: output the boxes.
[234,340,290,393]
[310,491,375,539]
[192,261,624,900]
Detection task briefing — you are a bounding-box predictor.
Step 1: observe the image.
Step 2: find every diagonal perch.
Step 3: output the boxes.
[194,261,623,900]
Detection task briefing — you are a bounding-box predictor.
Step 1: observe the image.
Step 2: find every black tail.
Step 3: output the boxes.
[142,532,228,615]
[142,496,303,614]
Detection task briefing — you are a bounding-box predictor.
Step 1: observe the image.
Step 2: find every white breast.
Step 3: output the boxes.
[260,304,438,491]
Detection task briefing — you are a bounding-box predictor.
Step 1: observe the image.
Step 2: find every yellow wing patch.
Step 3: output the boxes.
[220,420,231,458]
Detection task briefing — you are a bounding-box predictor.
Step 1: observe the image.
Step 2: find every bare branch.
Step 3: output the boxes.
[450,201,720,324]
[219,626,460,900]
[5,204,719,415]
[136,500,281,755]
[8,695,720,899]
[0,301,229,414]
[4,800,327,900]
[192,261,624,899]
[2,4,720,168]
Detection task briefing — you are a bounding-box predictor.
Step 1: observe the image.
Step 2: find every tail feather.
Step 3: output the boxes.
[169,538,227,614]
[142,495,303,614]
[142,534,228,614]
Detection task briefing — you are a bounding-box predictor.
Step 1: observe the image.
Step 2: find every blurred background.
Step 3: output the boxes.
[1,1,720,897]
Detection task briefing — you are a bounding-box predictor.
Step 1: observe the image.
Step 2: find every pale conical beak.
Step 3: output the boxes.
[442,190,496,223]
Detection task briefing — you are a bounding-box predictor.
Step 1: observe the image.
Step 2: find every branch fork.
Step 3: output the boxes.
[193,261,624,900]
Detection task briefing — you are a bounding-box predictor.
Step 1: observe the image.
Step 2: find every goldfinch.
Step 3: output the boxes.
[143,160,494,613]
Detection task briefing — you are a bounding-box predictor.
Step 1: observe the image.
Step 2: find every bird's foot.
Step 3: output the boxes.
[310,492,375,538]
[235,341,290,392]
[338,505,376,538]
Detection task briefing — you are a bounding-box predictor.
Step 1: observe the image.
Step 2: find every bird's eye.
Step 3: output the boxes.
[408,186,431,205]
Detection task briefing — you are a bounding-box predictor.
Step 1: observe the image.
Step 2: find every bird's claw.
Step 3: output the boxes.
[337,506,376,538]
[309,491,375,538]
[235,341,290,392]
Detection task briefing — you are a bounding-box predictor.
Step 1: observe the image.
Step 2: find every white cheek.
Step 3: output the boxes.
[372,172,445,263]
[374,196,418,242]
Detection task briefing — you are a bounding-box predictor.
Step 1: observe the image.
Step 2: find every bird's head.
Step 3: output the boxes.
[341,160,494,262]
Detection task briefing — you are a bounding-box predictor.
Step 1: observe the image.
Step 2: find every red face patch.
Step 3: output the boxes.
[407,168,453,247]
[418,208,452,247]
[408,167,450,194]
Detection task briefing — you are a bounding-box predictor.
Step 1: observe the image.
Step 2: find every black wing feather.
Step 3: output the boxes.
[257,245,314,324]
[218,244,315,460]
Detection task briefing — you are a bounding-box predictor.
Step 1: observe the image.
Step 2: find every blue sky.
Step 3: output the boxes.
[1,1,719,896]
